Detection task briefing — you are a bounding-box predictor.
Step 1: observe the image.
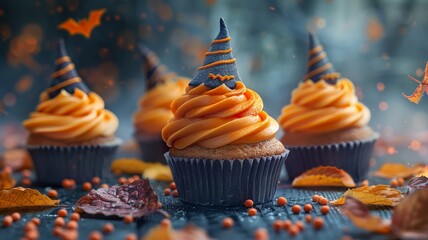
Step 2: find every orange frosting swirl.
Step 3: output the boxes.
[23,89,118,142]
[133,78,189,135]
[162,81,279,149]
[278,79,370,134]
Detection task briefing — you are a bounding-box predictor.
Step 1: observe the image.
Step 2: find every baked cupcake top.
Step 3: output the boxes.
[133,46,189,136]
[23,39,118,143]
[162,18,280,150]
[277,33,371,134]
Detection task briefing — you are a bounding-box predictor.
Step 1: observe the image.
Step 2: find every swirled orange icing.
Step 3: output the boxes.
[23,89,118,142]
[162,81,279,149]
[278,79,370,134]
[134,78,189,135]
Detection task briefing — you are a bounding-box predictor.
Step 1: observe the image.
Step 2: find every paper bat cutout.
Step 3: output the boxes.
[58,9,106,39]
[403,62,428,104]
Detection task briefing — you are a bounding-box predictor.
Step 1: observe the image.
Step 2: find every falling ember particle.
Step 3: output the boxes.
[416,68,424,77]
[366,18,384,42]
[386,146,396,155]
[205,0,216,6]
[382,53,389,61]
[115,15,120,21]
[15,75,33,93]
[269,6,276,11]
[376,82,385,92]
[3,93,16,107]
[315,17,326,28]
[409,140,421,151]
[378,101,388,111]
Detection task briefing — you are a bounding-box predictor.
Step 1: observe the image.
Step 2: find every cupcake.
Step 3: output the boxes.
[277,33,378,182]
[23,39,121,185]
[133,45,189,164]
[162,18,288,206]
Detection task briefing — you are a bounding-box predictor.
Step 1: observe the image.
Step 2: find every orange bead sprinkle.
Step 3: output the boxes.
[164,188,171,196]
[82,182,92,191]
[22,169,32,178]
[88,231,103,240]
[288,225,300,236]
[390,179,398,188]
[319,197,329,205]
[2,215,13,227]
[312,194,320,202]
[169,182,176,190]
[124,233,137,240]
[61,179,76,189]
[303,204,313,213]
[248,208,257,216]
[295,221,305,231]
[172,189,179,198]
[118,177,127,185]
[272,220,282,231]
[100,183,109,189]
[282,220,292,230]
[31,218,41,226]
[48,189,58,198]
[313,217,324,229]
[244,199,254,208]
[305,215,313,223]
[52,226,63,236]
[66,220,78,230]
[11,212,21,222]
[157,201,162,209]
[222,217,234,229]
[321,205,330,215]
[54,217,65,227]
[254,228,268,240]
[70,213,80,222]
[57,208,67,217]
[123,215,134,224]
[91,176,101,185]
[23,222,37,232]
[276,197,287,206]
[291,205,301,214]
[22,178,32,186]
[160,219,171,228]
[360,179,369,186]
[103,223,115,234]
[397,177,405,187]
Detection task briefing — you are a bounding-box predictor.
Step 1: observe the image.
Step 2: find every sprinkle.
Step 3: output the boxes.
[123,215,134,224]
[360,179,369,186]
[57,208,67,217]
[276,197,287,206]
[52,226,63,236]
[272,220,282,231]
[91,176,101,185]
[248,208,257,216]
[66,220,78,230]
[313,217,324,229]
[118,177,127,185]
[100,183,109,189]
[291,205,301,214]
[22,178,32,186]
[103,223,114,234]
[303,204,312,213]
[305,215,312,223]
[23,221,37,232]
[244,199,254,208]
[222,217,234,229]
[11,212,21,222]
[397,177,405,186]
[312,194,320,202]
[390,179,398,188]
[164,188,171,196]
[254,228,268,240]
[30,218,41,226]
[172,189,179,198]
[282,220,292,230]
[88,231,103,240]
[295,221,305,231]
[54,217,65,227]
[288,225,299,236]
[82,182,92,191]
[61,179,76,189]
[318,197,328,205]
[48,189,58,198]
[70,213,80,222]
[22,169,32,178]
[169,182,176,190]
[124,233,137,240]
[320,206,330,215]
[160,219,171,228]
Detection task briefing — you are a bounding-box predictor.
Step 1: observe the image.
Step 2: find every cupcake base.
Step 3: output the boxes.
[28,138,122,185]
[284,134,378,182]
[135,134,169,164]
[164,151,289,206]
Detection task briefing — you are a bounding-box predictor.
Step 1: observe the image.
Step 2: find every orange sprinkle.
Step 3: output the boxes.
[88,231,103,240]
[22,178,32,186]
[379,101,388,111]
[100,183,109,189]
[82,182,92,191]
[22,169,32,178]
[295,221,305,231]
[103,223,115,234]
[254,228,268,240]
[157,201,162,209]
[305,215,312,223]
[31,218,41,226]
[244,199,254,208]
[386,146,396,155]
[172,190,179,198]
[54,217,65,227]
[397,177,405,186]
[321,206,330,215]
[303,204,312,213]
[169,182,176,190]
[160,219,171,228]
[124,233,137,240]
[376,82,385,92]
[248,208,257,216]
[312,194,320,202]
[70,213,80,222]
[118,177,127,184]
[282,220,292,230]
[61,179,76,189]
[288,225,300,236]
[361,179,369,186]
[291,205,301,214]
[48,189,58,198]
[25,230,39,240]
[222,217,234,229]
[57,208,67,217]
[164,188,171,196]
[11,212,21,222]
[52,226,63,236]
[313,217,324,229]
[123,215,134,224]
[390,179,398,188]
[276,197,287,206]
[91,176,101,185]
[272,220,282,231]
[319,197,329,205]
[23,222,37,232]
[410,140,421,151]
[66,220,78,229]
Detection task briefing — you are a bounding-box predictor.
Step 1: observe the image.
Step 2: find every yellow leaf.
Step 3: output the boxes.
[292,166,356,187]
[414,166,428,177]
[144,165,173,182]
[0,187,60,212]
[0,170,16,190]
[373,163,424,179]
[331,185,403,206]
[111,158,150,174]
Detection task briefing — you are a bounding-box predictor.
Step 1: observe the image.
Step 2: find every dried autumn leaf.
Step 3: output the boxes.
[0,169,16,190]
[0,187,59,212]
[406,176,428,195]
[74,179,158,218]
[340,197,390,234]
[292,166,356,187]
[143,223,211,240]
[373,163,423,179]
[391,189,428,239]
[331,185,403,206]
[111,158,150,174]
[144,164,173,182]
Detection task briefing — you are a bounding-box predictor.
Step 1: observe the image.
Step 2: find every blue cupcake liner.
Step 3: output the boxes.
[135,134,169,164]
[164,150,289,206]
[27,138,122,185]
[284,134,379,182]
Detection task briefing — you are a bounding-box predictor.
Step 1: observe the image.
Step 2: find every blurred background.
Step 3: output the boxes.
[1,0,428,164]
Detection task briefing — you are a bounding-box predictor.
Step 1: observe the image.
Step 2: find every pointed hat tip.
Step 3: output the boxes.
[308,32,321,49]
[216,17,229,39]
[56,38,68,58]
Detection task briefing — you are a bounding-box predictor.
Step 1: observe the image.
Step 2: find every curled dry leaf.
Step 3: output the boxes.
[340,197,390,234]
[74,179,158,218]
[331,185,403,206]
[292,166,356,187]
[373,163,424,179]
[0,187,59,212]
[143,223,211,240]
[0,169,16,190]
[391,189,428,239]
[406,176,428,195]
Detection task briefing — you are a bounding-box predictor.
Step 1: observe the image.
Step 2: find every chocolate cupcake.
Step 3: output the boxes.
[162,18,288,206]
[23,39,121,185]
[277,33,378,182]
[133,45,189,164]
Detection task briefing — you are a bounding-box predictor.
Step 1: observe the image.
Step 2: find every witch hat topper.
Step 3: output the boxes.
[304,33,340,84]
[189,18,240,89]
[138,44,169,90]
[47,39,89,98]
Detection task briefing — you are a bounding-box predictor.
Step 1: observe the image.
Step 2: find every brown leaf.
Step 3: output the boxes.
[406,176,428,195]
[331,185,403,206]
[74,179,158,218]
[373,163,423,179]
[0,187,59,212]
[0,169,16,190]
[391,190,428,239]
[143,223,211,240]
[292,166,356,187]
[340,197,390,234]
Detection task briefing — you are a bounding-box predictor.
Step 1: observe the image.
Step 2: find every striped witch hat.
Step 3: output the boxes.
[189,18,240,89]
[304,33,340,84]
[47,39,89,98]
[138,44,171,90]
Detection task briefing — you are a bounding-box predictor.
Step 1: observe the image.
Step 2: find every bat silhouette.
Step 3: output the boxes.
[403,62,428,104]
[58,9,106,39]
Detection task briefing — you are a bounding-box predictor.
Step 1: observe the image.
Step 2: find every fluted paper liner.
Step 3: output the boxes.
[164,150,289,206]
